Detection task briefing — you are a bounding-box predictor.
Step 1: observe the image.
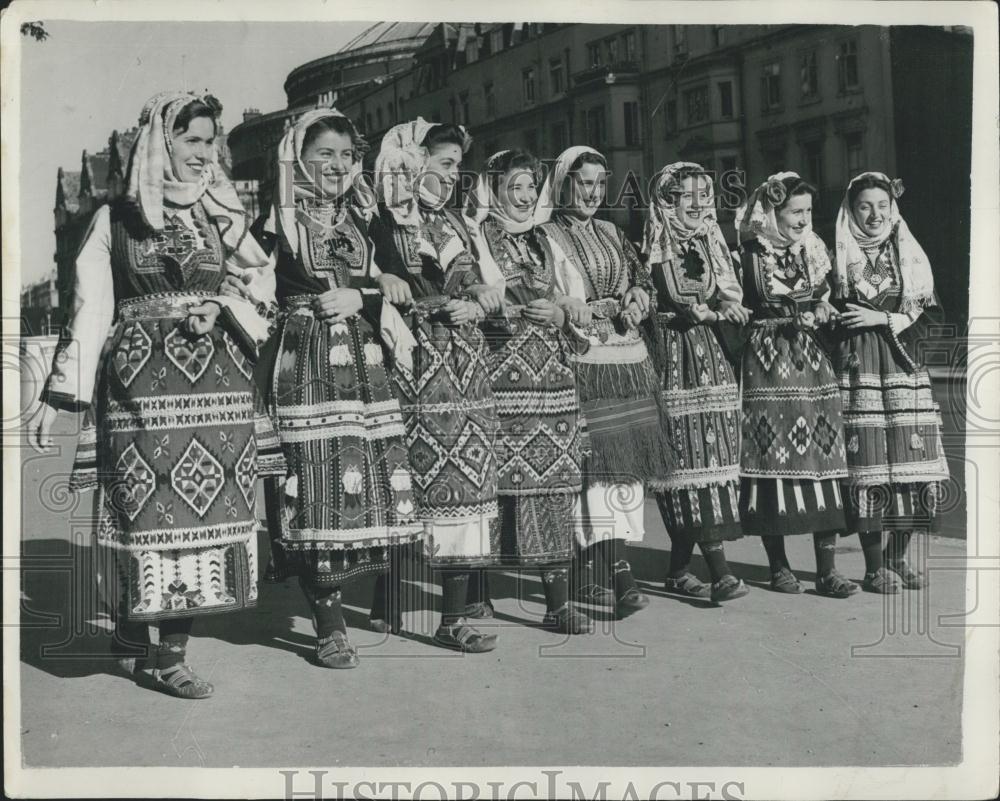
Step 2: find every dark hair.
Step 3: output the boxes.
[423,123,469,154]
[568,151,607,175]
[775,175,817,210]
[847,174,892,207]
[659,164,709,204]
[170,97,221,136]
[486,148,542,196]
[301,115,368,158]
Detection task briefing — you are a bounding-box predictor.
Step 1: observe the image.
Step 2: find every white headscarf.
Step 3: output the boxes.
[532,145,603,226]
[125,90,267,272]
[833,171,935,314]
[374,117,471,228]
[263,107,374,258]
[734,171,832,286]
[642,161,739,299]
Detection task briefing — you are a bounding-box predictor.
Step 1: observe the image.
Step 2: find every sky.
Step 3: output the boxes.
[17,20,372,286]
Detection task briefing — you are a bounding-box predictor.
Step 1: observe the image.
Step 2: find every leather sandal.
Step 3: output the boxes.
[885,557,926,590]
[770,567,804,594]
[316,631,360,669]
[368,616,403,635]
[152,664,214,699]
[574,583,616,607]
[663,572,711,598]
[432,618,498,653]
[463,600,495,620]
[863,567,900,594]
[615,588,650,619]
[542,603,593,635]
[815,570,860,599]
[711,575,750,603]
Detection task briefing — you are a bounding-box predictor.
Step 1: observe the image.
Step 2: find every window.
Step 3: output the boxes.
[549,59,565,94]
[713,26,726,48]
[838,40,860,92]
[664,99,678,136]
[801,139,824,189]
[800,50,818,98]
[459,92,470,125]
[845,131,865,173]
[623,31,637,61]
[718,81,734,118]
[587,42,601,67]
[522,128,538,154]
[585,106,607,146]
[484,82,496,117]
[605,37,619,64]
[376,107,383,129]
[761,61,782,110]
[523,68,536,105]
[684,86,709,125]
[673,25,688,56]
[466,37,479,63]
[490,28,504,55]
[764,147,786,176]
[624,101,640,146]
[387,102,395,124]
[551,122,568,153]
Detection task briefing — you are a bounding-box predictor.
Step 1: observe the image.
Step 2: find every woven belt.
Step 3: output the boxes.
[117,292,213,321]
[751,315,799,327]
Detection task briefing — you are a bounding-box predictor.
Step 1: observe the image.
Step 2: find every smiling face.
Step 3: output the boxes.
[566,161,606,220]
[300,128,355,197]
[672,174,712,231]
[851,186,893,237]
[169,115,216,183]
[420,142,464,203]
[775,192,813,243]
[498,168,538,224]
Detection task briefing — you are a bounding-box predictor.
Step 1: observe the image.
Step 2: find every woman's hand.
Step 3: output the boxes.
[796,311,818,330]
[443,299,476,326]
[839,302,885,330]
[377,273,413,306]
[684,303,716,325]
[524,298,563,327]
[28,401,59,453]
[814,301,840,326]
[719,300,752,325]
[219,273,251,301]
[622,286,650,318]
[313,288,363,324]
[621,301,644,330]
[184,301,221,336]
[468,283,505,315]
[558,297,592,328]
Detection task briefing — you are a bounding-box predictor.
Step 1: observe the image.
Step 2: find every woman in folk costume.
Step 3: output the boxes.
[734,172,857,598]
[463,148,592,634]
[831,172,949,591]
[29,91,286,698]
[642,162,750,604]
[369,118,502,652]
[246,109,422,668]
[534,145,661,620]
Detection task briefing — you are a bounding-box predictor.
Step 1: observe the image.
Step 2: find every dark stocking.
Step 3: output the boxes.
[300,579,347,640]
[608,538,637,598]
[813,531,839,578]
[541,566,570,613]
[667,531,696,578]
[699,541,732,584]
[859,530,884,573]
[156,617,194,669]
[761,535,791,572]
[466,568,491,606]
[440,570,470,626]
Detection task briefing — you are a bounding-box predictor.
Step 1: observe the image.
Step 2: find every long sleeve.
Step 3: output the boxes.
[42,206,115,410]
[213,250,277,347]
[889,309,920,335]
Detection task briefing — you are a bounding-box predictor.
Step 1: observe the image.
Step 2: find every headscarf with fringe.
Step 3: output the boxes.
[833,171,935,314]
[734,171,831,286]
[532,145,603,226]
[264,107,375,258]
[642,161,740,301]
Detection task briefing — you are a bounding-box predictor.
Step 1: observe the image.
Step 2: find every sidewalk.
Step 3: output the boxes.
[16,416,967,769]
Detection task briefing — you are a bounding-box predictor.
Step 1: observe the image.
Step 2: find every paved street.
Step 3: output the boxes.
[15,381,969,769]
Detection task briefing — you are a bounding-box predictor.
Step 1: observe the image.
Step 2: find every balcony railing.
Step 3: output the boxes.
[571,60,641,87]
